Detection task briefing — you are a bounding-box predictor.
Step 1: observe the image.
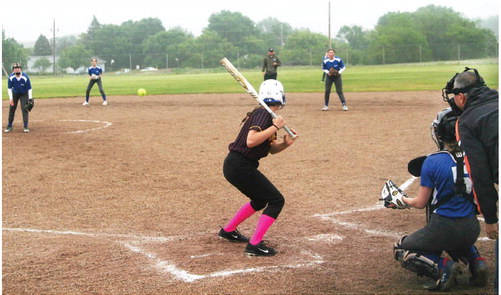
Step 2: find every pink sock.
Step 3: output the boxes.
[223,202,256,232]
[249,214,276,245]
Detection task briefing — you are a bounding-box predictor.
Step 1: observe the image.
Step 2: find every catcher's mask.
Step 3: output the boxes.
[431,108,457,150]
[442,67,485,115]
[259,79,286,109]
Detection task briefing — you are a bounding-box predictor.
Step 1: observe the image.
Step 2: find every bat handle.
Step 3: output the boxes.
[283,125,298,139]
[268,109,297,139]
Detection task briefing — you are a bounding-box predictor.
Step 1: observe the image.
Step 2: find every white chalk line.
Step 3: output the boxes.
[189,253,225,259]
[314,205,383,218]
[314,177,418,219]
[120,241,324,283]
[306,233,344,242]
[313,177,491,241]
[399,176,418,190]
[61,120,112,134]
[4,226,325,283]
[2,227,174,243]
[27,119,112,134]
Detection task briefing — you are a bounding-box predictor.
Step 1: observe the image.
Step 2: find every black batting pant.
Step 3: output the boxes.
[8,92,29,127]
[324,75,346,106]
[223,151,285,219]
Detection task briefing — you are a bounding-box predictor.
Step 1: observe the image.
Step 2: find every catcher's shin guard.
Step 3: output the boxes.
[394,236,439,280]
[401,251,440,279]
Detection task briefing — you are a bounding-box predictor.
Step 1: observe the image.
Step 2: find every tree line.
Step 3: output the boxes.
[2,5,498,74]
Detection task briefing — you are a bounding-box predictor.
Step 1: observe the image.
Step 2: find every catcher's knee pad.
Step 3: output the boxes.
[400,251,439,280]
[393,235,408,262]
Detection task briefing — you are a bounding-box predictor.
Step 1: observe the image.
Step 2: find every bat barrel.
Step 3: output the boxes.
[220,57,297,140]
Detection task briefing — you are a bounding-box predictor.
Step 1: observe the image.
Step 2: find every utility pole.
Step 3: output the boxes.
[280,23,284,47]
[52,18,57,75]
[328,1,332,49]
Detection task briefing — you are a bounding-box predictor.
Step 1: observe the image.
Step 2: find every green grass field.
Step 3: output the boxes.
[2,62,498,99]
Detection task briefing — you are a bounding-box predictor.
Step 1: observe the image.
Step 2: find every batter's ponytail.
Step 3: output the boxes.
[240,106,262,125]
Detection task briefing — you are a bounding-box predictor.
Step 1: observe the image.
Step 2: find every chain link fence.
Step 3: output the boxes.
[11,41,499,75]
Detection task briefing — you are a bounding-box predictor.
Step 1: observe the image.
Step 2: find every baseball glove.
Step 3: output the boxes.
[380,180,410,209]
[328,67,339,77]
[24,98,34,112]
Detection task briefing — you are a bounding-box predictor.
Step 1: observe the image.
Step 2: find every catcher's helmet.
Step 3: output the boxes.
[259,79,286,107]
[431,108,458,150]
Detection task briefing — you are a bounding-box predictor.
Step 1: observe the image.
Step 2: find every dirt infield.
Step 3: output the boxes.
[2,92,496,294]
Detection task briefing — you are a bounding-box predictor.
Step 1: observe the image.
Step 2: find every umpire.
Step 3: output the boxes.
[262,48,281,81]
[4,63,32,133]
[443,67,498,290]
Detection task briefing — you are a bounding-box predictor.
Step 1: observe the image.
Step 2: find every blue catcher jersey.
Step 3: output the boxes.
[421,151,476,218]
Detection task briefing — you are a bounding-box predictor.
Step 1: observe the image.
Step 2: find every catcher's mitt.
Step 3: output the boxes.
[380,180,410,209]
[328,67,339,77]
[24,98,34,112]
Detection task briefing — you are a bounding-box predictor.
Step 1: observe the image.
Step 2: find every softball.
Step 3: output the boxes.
[137,88,147,96]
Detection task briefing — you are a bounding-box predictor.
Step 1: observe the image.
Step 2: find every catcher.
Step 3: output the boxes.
[381,108,487,291]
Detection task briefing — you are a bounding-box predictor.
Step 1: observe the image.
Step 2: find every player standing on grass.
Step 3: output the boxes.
[83,58,107,106]
[322,49,348,111]
[4,63,32,133]
[262,48,281,81]
[218,79,297,256]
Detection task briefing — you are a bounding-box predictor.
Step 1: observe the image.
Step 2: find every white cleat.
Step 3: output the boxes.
[342,104,349,111]
[82,101,89,106]
[102,101,108,106]
[322,105,329,111]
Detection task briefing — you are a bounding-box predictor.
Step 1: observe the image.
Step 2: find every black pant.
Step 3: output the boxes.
[401,213,480,255]
[223,151,285,219]
[86,79,106,101]
[8,92,29,127]
[264,73,277,81]
[324,75,346,106]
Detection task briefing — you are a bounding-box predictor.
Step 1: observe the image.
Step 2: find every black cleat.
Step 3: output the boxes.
[218,228,249,243]
[245,241,276,257]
